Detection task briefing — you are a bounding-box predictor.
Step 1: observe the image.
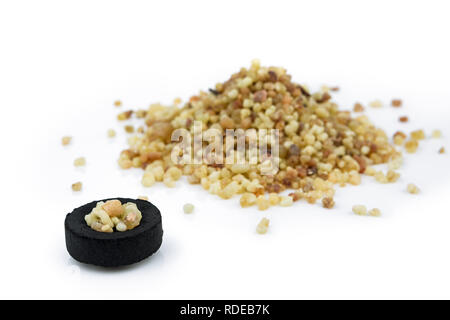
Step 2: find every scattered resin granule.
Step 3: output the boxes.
[74,157,86,167]
[124,125,135,133]
[393,131,407,146]
[62,136,72,146]
[107,129,116,138]
[391,99,402,107]
[369,208,381,217]
[405,140,419,153]
[411,129,425,140]
[322,197,335,209]
[84,200,142,233]
[432,130,442,139]
[72,182,82,192]
[369,100,383,108]
[407,183,420,194]
[117,110,133,121]
[353,103,365,112]
[256,217,270,234]
[183,203,195,214]
[352,205,367,216]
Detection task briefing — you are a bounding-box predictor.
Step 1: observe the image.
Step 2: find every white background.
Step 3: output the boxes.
[1,0,450,299]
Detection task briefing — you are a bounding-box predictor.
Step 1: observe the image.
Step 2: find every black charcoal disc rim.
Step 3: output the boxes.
[65,198,163,267]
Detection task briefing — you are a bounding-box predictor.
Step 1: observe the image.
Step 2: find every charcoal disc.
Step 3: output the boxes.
[65,198,163,267]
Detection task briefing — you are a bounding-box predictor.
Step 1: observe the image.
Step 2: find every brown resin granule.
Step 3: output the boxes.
[117,110,133,121]
[322,197,335,209]
[124,125,135,133]
[288,192,302,202]
[391,99,402,107]
[439,147,445,154]
[135,110,147,119]
[399,116,409,123]
[353,103,365,112]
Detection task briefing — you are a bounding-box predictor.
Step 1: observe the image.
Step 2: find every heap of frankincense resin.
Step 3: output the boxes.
[117,60,402,211]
